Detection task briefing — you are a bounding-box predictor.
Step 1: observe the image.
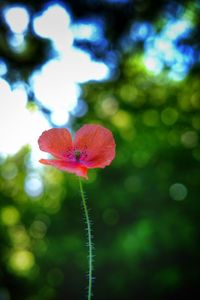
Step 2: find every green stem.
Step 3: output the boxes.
[79,177,93,300]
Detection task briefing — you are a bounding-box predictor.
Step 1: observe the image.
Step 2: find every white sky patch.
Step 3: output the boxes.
[51,110,70,126]
[0,60,7,76]
[72,23,101,41]
[164,20,191,40]
[31,3,109,124]
[143,55,163,74]
[33,4,73,52]
[0,3,110,156]
[3,6,30,34]
[0,78,50,160]
[8,33,26,53]
[25,173,43,197]
[68,47,109,82]
[30,50,109,112]
[30,57,80,111]
[143,18,192,77]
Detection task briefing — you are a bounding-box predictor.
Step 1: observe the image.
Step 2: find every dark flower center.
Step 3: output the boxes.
[75,150,81,161]
[66,146,88,162]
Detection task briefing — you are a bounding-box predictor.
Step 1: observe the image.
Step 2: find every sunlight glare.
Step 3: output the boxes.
[143,55,163,74]
[30,58,80,112]
[30,50,109,115]
[143,18,193,78]
[51,110,70,126]
[33,4,73,52]
[31,3,109,125]
[0,78,50,156]
[25,174,43,197]
[164,20,191,40]
[0,60,7,76]
[3,6,30,34]
[1,3,110,156]
[72,23,102,41]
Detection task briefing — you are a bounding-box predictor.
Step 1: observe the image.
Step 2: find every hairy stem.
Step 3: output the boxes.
[79,178,93,300]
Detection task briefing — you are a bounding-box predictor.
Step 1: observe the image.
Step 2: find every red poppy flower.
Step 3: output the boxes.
[38,124,116,179]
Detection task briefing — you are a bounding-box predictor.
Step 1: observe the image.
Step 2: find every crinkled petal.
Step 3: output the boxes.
[38,128,73,159]
[39,159,88,179]
[74,124,115,168]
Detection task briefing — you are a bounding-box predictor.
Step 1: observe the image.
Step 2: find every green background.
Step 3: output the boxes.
[0,1,200,299]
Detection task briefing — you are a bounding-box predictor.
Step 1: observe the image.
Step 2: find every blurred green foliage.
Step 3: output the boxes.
[1,53,200,299]
[1,1,200,300]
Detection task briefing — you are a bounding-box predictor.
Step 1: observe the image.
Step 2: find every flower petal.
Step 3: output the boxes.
[74,124,115,168]
[38,128,73,159]
[39,159,88,179]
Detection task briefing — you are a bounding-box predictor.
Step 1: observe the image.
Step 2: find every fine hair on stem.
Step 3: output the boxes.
[79,177,94,300]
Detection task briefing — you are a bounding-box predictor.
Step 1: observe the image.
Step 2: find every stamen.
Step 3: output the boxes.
[66,147,88,162]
